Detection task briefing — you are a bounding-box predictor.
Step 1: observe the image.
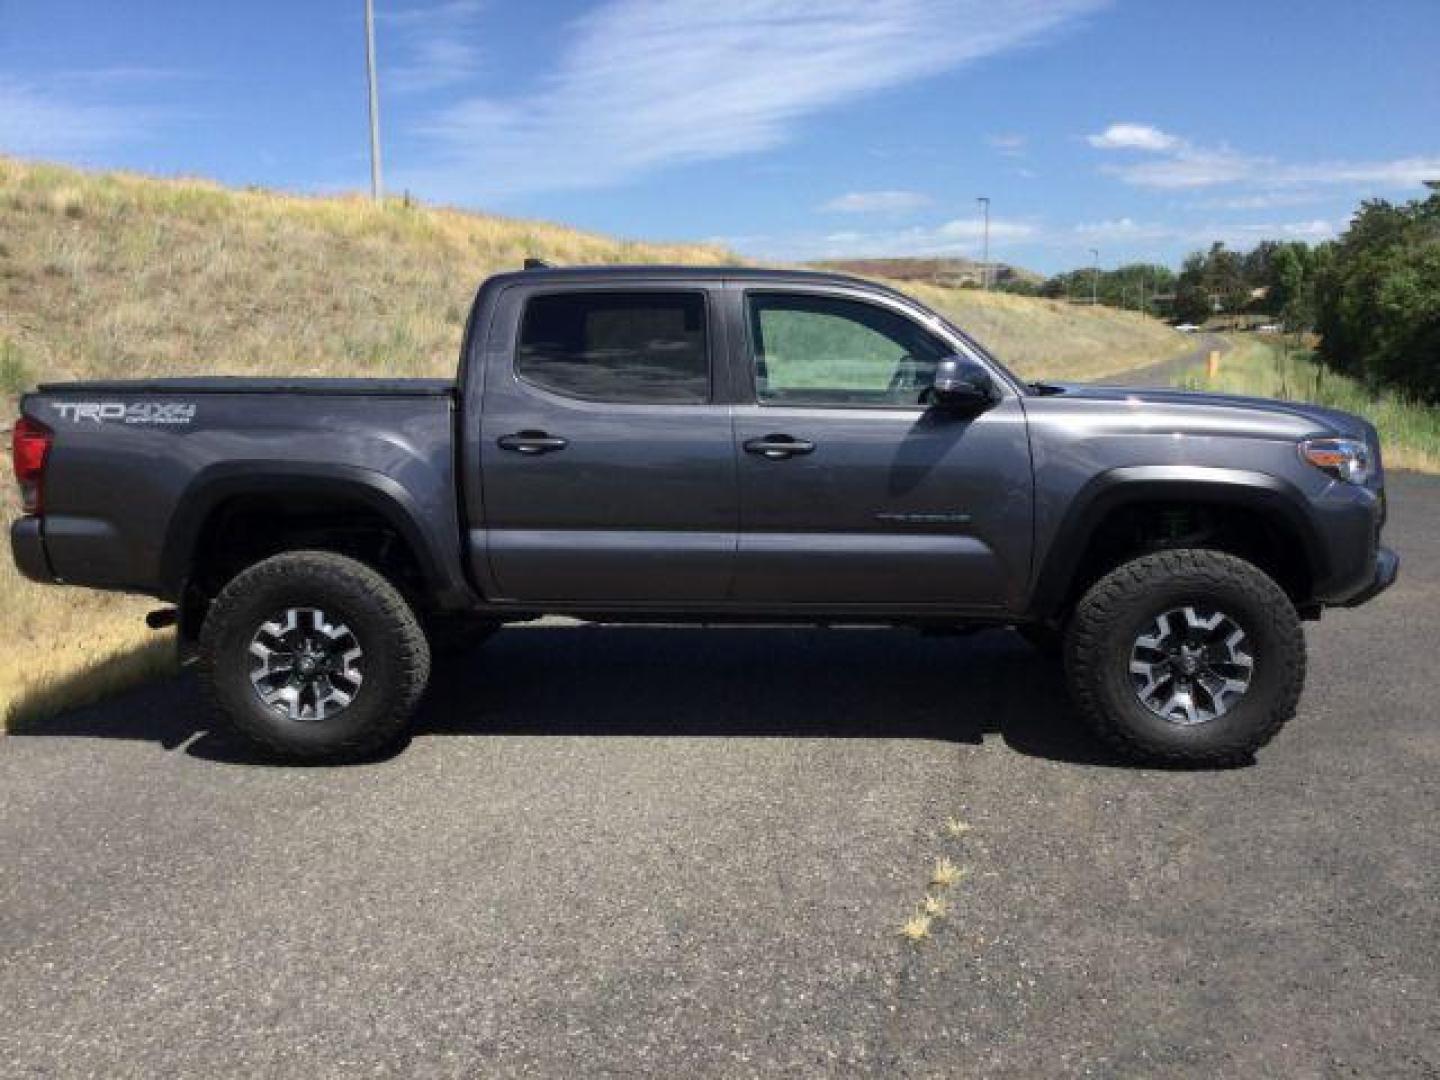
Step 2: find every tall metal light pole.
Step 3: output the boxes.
[364,0,383,202]
[976,196,991,290]
[1088,247,1100,306]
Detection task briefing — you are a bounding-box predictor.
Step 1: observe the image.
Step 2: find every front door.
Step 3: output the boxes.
[731,290,1033,611]
[479,287,736,603]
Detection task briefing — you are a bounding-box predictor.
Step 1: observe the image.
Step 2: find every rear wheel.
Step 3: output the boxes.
[1064,549,1305,766]
[198,551,431,763]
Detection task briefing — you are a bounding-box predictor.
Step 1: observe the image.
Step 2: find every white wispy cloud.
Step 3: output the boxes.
[0,77,166,157]
[1088,121,1440,192]
[1191,191,1325,211]
[936,217,1037,242]
[1273,157,1440,188]
[754,215,1039,260]
[1087,122,1177,151]
[1113,148,1440,191]
[399,0,1109,200]
[380,0,486,94]
[987,133,1028,156]
[741,211,1341,265]
[1107,146,1253,189]
[1071,216,1339,246]
[821,190,932,213]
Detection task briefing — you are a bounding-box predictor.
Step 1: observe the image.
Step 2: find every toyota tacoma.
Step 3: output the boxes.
[9,266,1397,764]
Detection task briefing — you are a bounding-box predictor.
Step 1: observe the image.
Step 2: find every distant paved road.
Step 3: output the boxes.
[1095,331,1228,387]
[1,473,1435,1077]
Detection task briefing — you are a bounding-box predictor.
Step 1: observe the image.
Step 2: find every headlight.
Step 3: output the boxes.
[1299,437,1373,485]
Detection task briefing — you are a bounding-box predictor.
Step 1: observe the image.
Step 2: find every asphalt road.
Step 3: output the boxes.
[2,473,1435,1078]
[1094,331,1228,387]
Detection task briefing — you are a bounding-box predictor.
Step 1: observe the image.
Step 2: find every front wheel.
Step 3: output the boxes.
[198,551,431,763]
[1064,549,1305,766]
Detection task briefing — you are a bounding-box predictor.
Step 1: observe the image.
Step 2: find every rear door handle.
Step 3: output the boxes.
[497,430,569,455]
[743,434,816,460]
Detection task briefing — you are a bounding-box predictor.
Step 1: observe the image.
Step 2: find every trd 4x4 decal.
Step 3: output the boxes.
[53,401,196,425]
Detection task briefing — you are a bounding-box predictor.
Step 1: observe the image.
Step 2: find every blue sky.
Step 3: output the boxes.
[2,0,1437,274]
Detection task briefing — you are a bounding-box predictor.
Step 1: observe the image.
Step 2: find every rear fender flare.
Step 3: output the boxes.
[159,462,471,608]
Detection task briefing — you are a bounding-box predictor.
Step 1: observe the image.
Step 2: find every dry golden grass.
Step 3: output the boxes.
[0,518,176,728]
[897,280,1193,383]
[930,857,966,888]
[0,156,1189,726]
[899,912,933,942]
[943,817,973,838]
[0,156,735,386]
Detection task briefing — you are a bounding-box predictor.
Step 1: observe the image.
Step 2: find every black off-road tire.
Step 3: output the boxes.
[198,551,431,763]
[1064,549,1305,767]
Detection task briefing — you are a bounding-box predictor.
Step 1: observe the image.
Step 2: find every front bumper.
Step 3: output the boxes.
[1339,545,1398,608]
[10,516,53,583]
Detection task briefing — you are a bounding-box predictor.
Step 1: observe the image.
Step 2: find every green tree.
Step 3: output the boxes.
[1202,244,1250,326]
[1314,187,1440,400]
[1173,252,1212,324]
[1269,242,1319,331]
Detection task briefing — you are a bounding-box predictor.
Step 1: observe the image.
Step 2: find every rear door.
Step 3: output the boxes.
[729,288,1033,611]
[477,284,737,603]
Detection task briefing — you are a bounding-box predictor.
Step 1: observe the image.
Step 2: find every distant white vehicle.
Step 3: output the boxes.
[1257,323,1283,333]
[1174,323,1201,333]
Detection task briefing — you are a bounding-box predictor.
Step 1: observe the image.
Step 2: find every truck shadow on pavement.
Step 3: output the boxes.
[13,626,1233,770]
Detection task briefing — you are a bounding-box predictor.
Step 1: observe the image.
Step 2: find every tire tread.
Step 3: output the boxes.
[1065,548,1305,766]
[197,551,430,762]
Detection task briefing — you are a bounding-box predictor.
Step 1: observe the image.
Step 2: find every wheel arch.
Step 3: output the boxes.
[1027,465,1327,621]
[160,462,471,610]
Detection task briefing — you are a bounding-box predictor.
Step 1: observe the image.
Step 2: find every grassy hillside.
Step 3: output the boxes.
[896,281,1188,382]
[0,157,1189,726]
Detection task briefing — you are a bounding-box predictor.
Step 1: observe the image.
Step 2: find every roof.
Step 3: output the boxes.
[487,263,918,303]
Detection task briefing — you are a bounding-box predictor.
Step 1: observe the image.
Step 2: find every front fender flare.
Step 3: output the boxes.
[1026,465,1325,620]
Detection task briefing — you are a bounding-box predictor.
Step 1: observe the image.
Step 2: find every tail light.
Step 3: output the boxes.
[12,415,53,514]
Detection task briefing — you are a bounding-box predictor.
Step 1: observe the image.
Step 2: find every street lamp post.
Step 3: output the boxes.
[1089,247,1099,306]
[976,196,991,290]
[364,0,383,202]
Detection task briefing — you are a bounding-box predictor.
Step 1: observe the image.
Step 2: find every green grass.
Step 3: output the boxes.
[1180,338,1440,473]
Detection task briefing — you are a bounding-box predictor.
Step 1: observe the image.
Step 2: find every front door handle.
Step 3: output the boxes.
[497,430,569,455]
[743,434,816,460]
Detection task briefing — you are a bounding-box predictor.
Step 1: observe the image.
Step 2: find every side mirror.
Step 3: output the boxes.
[929,356,999,412]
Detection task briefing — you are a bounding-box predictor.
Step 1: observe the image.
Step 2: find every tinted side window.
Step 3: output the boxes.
[748,293,951,407]
[517,292,709,404]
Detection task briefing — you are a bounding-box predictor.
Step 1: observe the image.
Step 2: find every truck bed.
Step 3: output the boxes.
[16,377,471,605]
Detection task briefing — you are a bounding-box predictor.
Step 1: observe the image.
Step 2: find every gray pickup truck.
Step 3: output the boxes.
[10,265,1397,764]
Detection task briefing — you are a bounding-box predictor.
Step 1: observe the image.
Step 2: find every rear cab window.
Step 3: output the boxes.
[516,291,710,404]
